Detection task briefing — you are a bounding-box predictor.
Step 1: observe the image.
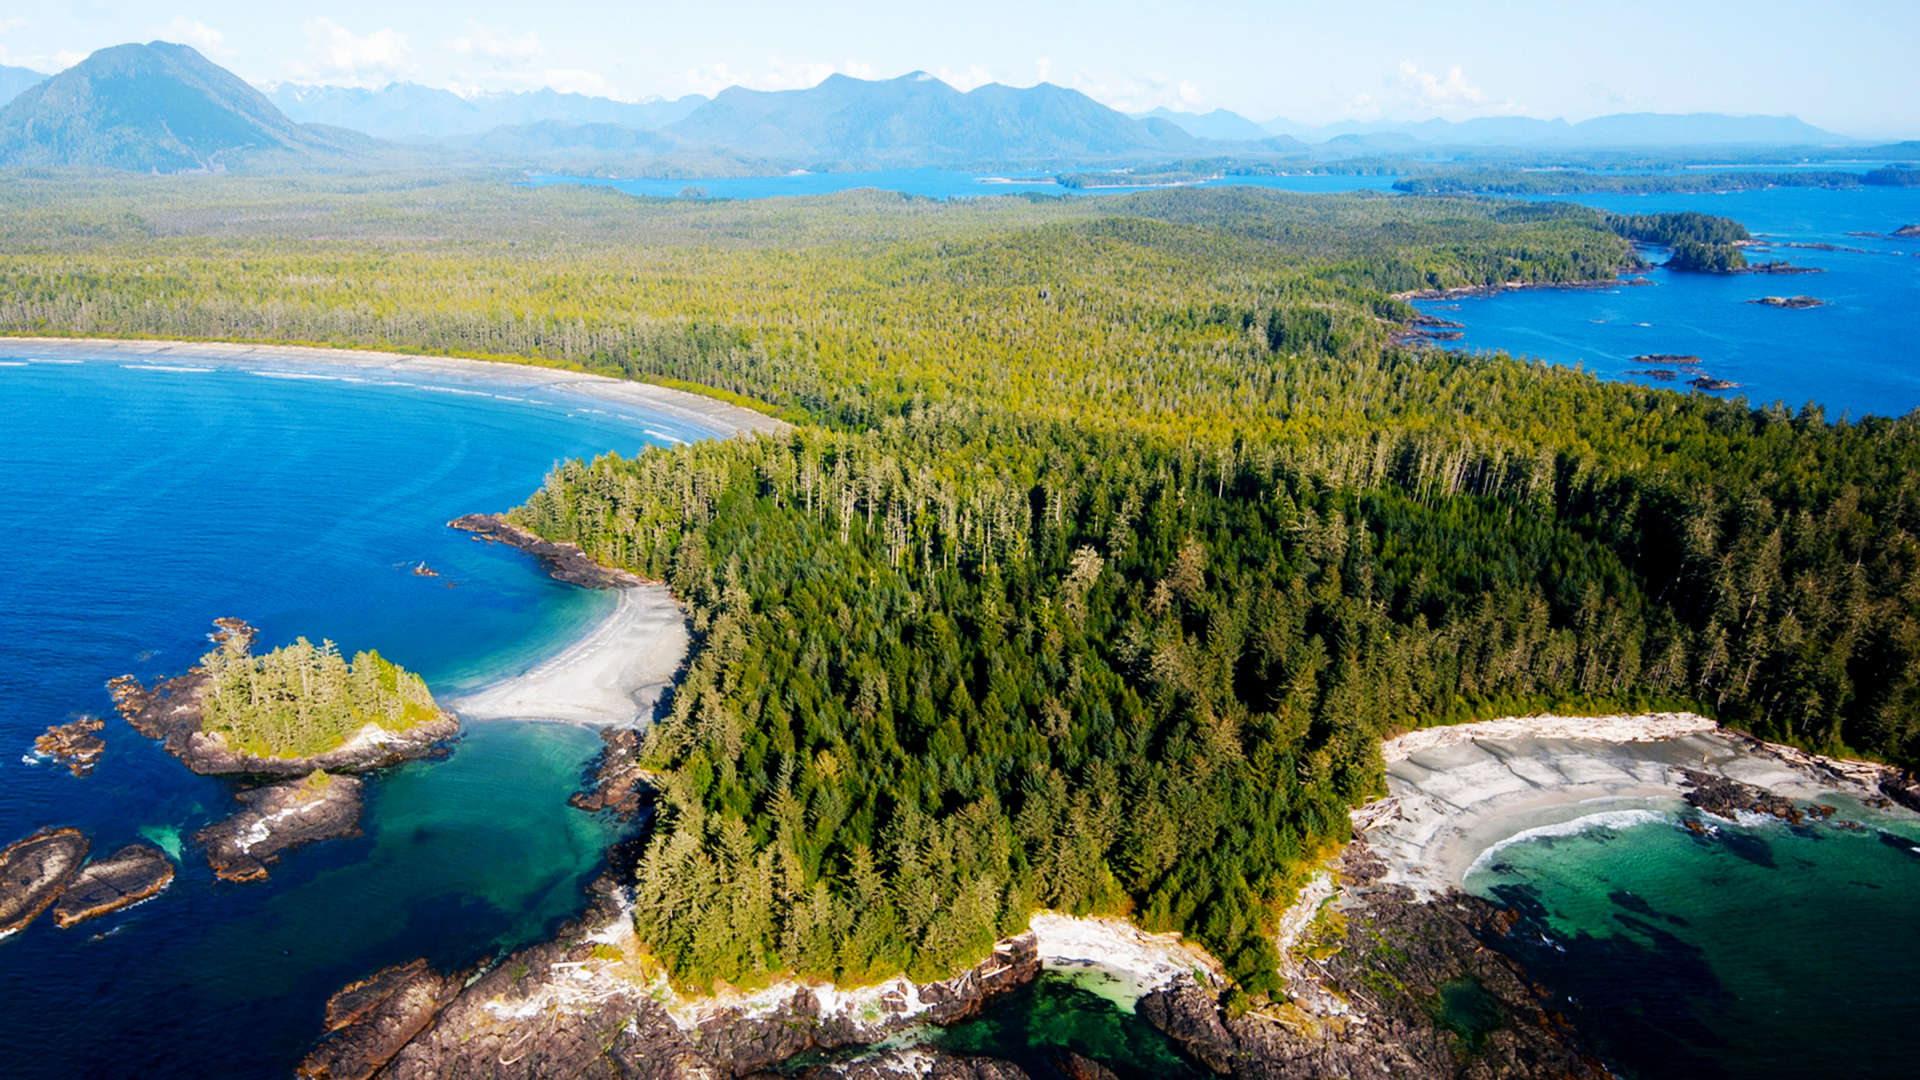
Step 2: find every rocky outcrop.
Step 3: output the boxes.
[1680,768,1824,823]
[449,514,643,589]
[1138,843,1606,1080]
[0,827,89,936]
[196,772,364,883]
[299,960,465,1080]
[51,844,174,927]
[796,1051,1034,1079]
[1749,295,1824,308]
[111,619,458,777]
[569,727,652,819]
[34,715,106,776]
[314,871,1042,1080]
[1879,771,1920,814]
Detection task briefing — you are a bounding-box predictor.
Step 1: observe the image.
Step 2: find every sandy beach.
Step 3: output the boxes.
[446,585,689,727]
[0,337,788,440]
[1354,713,1906,897]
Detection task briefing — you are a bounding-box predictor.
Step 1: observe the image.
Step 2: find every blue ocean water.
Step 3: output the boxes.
[1467,803,1920,1079]
[0,351,696,1078]
[1415,185,1920,417]
[525,167,1401,200]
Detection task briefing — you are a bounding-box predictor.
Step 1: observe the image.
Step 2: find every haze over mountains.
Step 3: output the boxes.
[0,41,1872,174]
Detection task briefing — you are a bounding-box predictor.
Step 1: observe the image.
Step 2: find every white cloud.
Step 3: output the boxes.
[933,64,997,92]
[289,18,413,86]
[0,18,80,72]
[1381,60,1521,118]
[159,16,235,62]
[449,21,545,65]
[1062,71,1205,114]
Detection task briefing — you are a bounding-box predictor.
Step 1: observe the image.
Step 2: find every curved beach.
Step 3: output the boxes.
[445,585,689,727]
[1353,712,1907,897]
[0,336,787,440]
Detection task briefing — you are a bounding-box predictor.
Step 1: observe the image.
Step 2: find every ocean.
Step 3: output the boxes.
[0,351,694,1077]
[1414,184,1920,418]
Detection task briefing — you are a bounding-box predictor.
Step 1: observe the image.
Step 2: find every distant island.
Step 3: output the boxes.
[1751,295,1825,308]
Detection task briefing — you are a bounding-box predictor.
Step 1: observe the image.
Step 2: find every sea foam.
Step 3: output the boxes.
[1467,808,1669,879]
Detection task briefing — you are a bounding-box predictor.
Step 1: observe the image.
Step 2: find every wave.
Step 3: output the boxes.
[122,364,214,373]
[250,370,342,382]
[643,428,686,445]
[0,361,27,367]
[30,358,84,364]
[1468,808,1670,878]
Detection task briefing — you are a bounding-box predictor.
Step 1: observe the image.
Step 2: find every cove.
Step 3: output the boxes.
[1466,804,1920,1078]
[1414,184,1920,418]
[0,348,691,1078]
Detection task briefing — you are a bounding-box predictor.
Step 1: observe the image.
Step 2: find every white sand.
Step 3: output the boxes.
[1030,912,1224,1009]
[1356,713,1904,898]
[0,336,788,439]
[446,585,688,727]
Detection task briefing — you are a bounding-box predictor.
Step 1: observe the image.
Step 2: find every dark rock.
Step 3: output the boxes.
[1893,224,1920,239]
[1687,375,1739,392]
[1748,295,1824,308]
[300,959,464,1080]
[802,1051,1034,1079]
[1630,353,1702,366]
[1626,369,1679,380]
[569,726,652,819]
[51,844,173,927]
[0,827,89,936]
[448,513,643,589]
[1880,771,1920,814]
[1681,769,1805,822]
[34,715,106,776]
[196,772,364,883]
[1051,1052,1118,1080]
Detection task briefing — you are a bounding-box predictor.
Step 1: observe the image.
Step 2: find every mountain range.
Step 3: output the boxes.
[0,41,1872,173]
[268,82,705,141]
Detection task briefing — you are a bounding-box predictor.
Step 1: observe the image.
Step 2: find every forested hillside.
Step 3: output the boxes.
[5,175,1917,1002]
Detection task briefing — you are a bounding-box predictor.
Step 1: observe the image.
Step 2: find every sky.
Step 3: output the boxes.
[2,1,1916,137]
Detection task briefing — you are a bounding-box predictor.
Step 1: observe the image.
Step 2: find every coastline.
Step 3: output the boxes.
[0,336,788,441]
[445,584,689,727]
[1352,712,1910,898]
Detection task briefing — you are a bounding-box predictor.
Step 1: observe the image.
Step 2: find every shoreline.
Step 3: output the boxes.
[0,336,788,441]
[445,584,689,727]
[1353,712,1911,898]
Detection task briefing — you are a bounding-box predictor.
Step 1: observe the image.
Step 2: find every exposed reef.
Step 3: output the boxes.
[0,827,89,936]
[51,844,175,927]
[449,513,643,589]
[110,618,458,777]
[196,772,364,883]
[299,960,465,1080]
[34,715,106,776]
[1749,295,1824,308]
[569,726,652,819]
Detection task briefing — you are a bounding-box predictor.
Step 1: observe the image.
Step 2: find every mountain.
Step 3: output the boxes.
[267,82,707,141]
[1262,111,1847,148]
[668,72,1196,164]
[0,64,46,106]
[1135,107,1270,142]
[0,42,357,170]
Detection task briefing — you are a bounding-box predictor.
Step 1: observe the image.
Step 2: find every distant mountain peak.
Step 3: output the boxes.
[0,40,356,171]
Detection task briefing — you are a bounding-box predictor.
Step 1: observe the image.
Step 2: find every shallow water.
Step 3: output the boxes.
[1466,802,1920,1078]
[0,351,683,1077]
[1416,184,1920,417]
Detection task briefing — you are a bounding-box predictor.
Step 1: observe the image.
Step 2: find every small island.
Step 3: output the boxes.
[34,716,106,776]
[1750,295,1825,309]
[0,828,89,936]
[112,619,459,776]
[1895,224,1920,239]
[51,844,175,927]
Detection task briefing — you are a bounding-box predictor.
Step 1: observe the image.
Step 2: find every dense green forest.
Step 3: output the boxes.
[200,634,441,758]
[6,174,1918,1005]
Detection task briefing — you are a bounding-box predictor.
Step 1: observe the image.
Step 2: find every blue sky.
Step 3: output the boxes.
[3,1,1916,135]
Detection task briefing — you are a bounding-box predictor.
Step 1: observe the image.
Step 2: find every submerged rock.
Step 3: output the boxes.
[449,513,643,589]
[1680,768,1809,823]
[0,827,89,936]
[196,772,364,883]
[51,844,174,928]
[34,715,106,776]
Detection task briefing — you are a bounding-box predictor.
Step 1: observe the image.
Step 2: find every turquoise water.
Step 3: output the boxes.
[525,167,1401,200]
[0,350,695,1077]
[1416,185,1920,417]
[1467,803,1920,1078]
